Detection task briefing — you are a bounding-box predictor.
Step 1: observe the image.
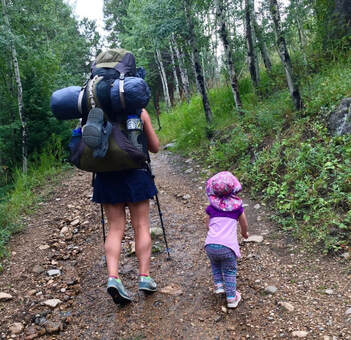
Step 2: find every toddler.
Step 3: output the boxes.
[204,171,248,308]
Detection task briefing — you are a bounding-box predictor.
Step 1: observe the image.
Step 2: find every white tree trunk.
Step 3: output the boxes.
[155,48,171,111]
[172,35,190,103]
[245,0,260,88]
[269,0,303,110]
[215,0,242,110]
[1,0,27,173]
[169,42,180,101]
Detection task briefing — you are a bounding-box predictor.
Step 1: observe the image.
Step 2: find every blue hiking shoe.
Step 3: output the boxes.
[107,278,132,305]
[138,276,157,292]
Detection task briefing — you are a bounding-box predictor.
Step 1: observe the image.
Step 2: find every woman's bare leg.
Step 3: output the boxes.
[104,203,126,277]
[128,200,152,276]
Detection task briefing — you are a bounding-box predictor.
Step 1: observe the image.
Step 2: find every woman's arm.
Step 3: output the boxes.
[141,109,160,153]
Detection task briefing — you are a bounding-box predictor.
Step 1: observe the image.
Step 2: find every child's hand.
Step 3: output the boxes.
[241,231,249,239]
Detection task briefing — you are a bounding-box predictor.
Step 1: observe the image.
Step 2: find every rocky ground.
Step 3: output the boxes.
[0,151,350,340]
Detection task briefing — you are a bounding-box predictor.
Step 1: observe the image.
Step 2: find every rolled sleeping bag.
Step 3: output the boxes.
[110,77,151,114]
[50,86,83,120]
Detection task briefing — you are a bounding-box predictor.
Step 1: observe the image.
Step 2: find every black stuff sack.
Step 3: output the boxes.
[68,123,147,172]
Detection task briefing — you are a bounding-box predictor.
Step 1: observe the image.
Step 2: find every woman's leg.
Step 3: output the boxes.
[104,203,126,277]
[128,200,152,276]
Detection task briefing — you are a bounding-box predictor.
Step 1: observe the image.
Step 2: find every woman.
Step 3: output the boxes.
[92,108,160,304]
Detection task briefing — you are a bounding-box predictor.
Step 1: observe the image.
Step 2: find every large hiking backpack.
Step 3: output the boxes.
[50,48,151,172]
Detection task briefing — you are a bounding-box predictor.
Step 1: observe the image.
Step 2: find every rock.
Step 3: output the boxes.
[328,98,351,136]
[9,322,24,334]
[47,269,61,276]
[345,307,351,315]
[278,301,295,312]
[264,286,277,294]
[150,227,163,239]
[39,244,50,250]
[127,241,136,256]
[0,292,13,301]
[254,203,260,209]
[244,235,263,243]
[292,330,308,338]
[182,194,191,200]
[325,289,334,295]
[24,325,39,339]
[163,142,176,150]
[221,306,227,313]
[185,158,192,163]
[60,226,69,234]
[43,299,62,308]
[70,219,80,226]
[27,289,37,296]
[341,252,350,259]
[184,168,193,174]
[160,284,183,296]
[45,321,63,334]
[32,265,45,274]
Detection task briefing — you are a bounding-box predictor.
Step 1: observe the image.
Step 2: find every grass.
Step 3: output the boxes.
[157,51,351,253]
[0,135,70,268]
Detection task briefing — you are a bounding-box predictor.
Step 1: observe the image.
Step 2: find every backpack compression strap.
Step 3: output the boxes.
[119,73,126,112]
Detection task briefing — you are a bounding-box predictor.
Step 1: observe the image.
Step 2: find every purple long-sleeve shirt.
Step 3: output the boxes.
[205,205,244,258]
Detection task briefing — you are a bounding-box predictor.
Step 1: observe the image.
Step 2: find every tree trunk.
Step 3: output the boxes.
[291,0,307,65]
[245,0,260,88]
[184,0,213,123]
[189,46,201,93]
[253,16,272,72]
[172,35,190,103]
[153,92,161,130]
[155,48,171,111]
[269,0,303,110]
[215,0,242,110]
[169,42,180,102]
[1,0,27,174]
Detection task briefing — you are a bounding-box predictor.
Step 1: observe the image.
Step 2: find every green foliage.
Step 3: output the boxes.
[0,136,69,262]
[158,52,351,252]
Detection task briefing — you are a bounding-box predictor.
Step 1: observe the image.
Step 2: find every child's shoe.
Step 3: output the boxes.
[214,283,225,294]
[138,276,157,292]
[107,277,132,305]
[227,291,241,308]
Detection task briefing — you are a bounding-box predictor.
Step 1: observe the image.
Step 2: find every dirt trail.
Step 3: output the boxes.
[0,151,350,340]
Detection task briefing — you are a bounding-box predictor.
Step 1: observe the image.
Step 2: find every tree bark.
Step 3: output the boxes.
[253,16,272,72]
[155,48,171,111]
[291,0,307,65]
[245,0,260,88]
[215,0,242,110]
[184,0,212,123]
[269,0,303,110]
[172,34,190,103]
[169,42,180,102]
[1,0,27,174]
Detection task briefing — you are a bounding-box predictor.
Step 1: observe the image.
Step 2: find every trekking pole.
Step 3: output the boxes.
[154,192,171,260]
[146,162,171,260]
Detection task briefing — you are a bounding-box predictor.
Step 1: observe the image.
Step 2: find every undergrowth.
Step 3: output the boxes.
[158,52,351,253]
[0,136,69,267]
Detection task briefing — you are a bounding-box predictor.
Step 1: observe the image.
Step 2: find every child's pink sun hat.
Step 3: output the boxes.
[206,171,242,211]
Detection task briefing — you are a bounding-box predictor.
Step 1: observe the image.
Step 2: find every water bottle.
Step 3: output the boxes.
[126,115,144,153]
[68,127,82,151]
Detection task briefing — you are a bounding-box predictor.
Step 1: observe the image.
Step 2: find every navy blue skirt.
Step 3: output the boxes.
[92,169,157,204]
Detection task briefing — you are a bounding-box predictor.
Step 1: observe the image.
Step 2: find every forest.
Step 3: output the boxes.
[0,0,351,256]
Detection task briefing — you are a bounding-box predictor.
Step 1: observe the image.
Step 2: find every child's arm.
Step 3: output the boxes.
[238,212,249,239]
